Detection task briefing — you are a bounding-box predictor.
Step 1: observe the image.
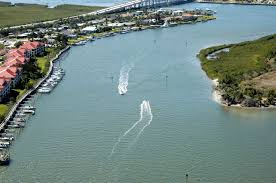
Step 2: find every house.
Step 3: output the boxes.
[7,48,31,58]
[0,66,22,87]
[4,56,27,67]
[61,29,77,38]
[172,10,184,16]
[20,41,45,57]
[81,26,97,34]
[107,22,135,28]
[0,78,11,102]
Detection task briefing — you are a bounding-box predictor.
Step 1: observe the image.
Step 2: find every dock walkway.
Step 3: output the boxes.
[0,46,71,132]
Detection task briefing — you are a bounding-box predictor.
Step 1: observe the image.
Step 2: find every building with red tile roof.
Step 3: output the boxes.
[7,48,30,58]
[4,56,28,67]
[0,77,11,102]
[20,41,45,57]
[0,66,22,86]
[0,41,44,102]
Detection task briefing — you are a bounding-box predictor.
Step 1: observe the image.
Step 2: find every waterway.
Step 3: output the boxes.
[1,3,276,183]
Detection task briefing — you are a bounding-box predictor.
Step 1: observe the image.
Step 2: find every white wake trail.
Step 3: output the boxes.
[110,100,153,157]
[118,64,133,95]
[133,102,153,143]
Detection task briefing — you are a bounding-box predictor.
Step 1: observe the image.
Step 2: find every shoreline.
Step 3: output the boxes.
[0,46,71,131]
[211,79,276,110]
[0,7,216,131]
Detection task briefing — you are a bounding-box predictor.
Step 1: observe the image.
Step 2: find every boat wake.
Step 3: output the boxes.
[118,64,133,95]
[110,100,153,157]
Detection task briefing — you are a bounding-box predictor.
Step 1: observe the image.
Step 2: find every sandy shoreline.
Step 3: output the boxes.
[210,79,276,109]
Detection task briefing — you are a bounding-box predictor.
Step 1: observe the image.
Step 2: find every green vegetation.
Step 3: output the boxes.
[0,104,9,121]
[198,34,276,107]
[0,47,61,120]
[37,48,59,75]
[14,89,27,101]
[37,56,49,75]
[0,3,104,27]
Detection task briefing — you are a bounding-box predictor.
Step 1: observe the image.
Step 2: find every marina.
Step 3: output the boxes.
[0,46,68,162]
[0,65,65,152]
[38,67,65,94]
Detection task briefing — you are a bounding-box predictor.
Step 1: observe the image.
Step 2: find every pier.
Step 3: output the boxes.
[0,46,71,153]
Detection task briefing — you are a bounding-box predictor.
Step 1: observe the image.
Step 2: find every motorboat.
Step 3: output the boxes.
[73,40,87,46]
[0,144,9,149]
[20,105,35,110]
[0,137,14,141]
[12,117,26,122]
[0,141,10,146]
[38,88,52,93]
[22,110,35,115]
[7,124,23,128]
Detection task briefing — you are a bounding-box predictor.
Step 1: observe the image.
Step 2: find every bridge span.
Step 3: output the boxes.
[90,0,192,15]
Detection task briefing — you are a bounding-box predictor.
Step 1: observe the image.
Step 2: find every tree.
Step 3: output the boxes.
[14,41,23,48]
[55,34,68,48]
[267,90,276,105]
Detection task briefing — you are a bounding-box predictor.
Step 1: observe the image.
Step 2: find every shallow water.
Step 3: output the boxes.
[0,3,276,183]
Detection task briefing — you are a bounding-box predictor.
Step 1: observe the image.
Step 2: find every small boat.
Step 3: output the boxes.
[20,105,35,110]
[38,88,51,93]
[12,117,25,122]
[0,141,10,146]
[161,19,169,28]
[0,144,9,149]
[3,128,16,133]
[73,40,87,46]
[88,37,95,42]
[22,110,35,115]
[0,137,14,141]
[1,133,14,137]
[7,124,23,128]
[15,113,26,118]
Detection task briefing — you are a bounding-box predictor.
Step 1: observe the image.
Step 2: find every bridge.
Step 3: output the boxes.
[2,0,192,34]
[90,0,192,15]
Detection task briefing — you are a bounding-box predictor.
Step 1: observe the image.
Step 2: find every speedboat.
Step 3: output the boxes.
[20,105,35,110]
[38,88,51,93]
[0,137,14,141]
[22,109,35,115]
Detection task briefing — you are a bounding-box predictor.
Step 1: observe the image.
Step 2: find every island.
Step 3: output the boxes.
[198,34,276,107]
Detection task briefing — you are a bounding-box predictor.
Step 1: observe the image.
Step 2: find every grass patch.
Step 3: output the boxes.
[14,89,27,101]
[37,56,49,75]
[0,104,10,120]
[0,4,104,27]
[199,34,276,80]
[198,34,276,106]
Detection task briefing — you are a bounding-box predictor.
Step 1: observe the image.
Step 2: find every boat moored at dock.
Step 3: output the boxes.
[37,67,65,94]
[22,109,35,115]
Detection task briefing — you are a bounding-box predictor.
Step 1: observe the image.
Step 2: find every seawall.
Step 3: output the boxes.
[0,46,71,131]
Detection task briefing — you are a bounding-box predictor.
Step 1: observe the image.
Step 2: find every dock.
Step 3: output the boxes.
[0,46,70,158]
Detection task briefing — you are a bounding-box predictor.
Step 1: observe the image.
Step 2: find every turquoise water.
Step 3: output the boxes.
[1,3,276,183]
